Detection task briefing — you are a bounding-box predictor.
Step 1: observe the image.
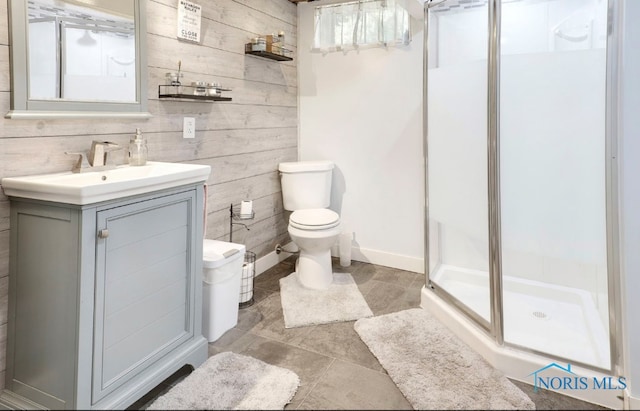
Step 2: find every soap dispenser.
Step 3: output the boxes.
[128,128,148,166]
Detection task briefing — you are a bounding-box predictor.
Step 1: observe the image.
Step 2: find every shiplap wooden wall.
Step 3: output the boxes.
[0,0,298,387]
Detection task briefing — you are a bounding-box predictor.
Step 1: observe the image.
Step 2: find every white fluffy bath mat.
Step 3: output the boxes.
[279,272,374,328]
[147,352,300,410]
[354,308,536,410]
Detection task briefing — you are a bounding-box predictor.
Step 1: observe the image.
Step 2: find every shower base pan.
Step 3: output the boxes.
[421,269,621,409]
[430,265,610,370]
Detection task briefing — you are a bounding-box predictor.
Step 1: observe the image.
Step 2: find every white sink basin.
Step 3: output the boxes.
[1,161,211,205]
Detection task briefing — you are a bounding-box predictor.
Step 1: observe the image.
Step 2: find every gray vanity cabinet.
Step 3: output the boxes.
[1,184,208,410]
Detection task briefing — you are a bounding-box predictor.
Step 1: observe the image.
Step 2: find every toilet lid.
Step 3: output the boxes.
[290,209,340,230]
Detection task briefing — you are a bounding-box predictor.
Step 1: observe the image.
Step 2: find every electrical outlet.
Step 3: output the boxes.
[183,117,195,139]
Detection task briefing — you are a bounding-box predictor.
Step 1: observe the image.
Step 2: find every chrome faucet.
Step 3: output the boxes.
[66,141,123,173]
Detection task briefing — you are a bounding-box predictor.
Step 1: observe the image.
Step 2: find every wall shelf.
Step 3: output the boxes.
[158,85,232,102]
[245,49,293,62]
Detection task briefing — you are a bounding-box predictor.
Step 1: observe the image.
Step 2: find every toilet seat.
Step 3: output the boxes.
[289,209,340,231]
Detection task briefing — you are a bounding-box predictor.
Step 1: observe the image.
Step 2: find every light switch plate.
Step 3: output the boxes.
[183,117,195,139]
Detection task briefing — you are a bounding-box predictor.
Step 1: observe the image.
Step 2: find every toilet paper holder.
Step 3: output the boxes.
[228,203,257,309]
[229,203,254,243]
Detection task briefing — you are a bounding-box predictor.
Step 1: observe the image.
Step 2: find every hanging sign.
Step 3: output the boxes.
[177,0,202,43]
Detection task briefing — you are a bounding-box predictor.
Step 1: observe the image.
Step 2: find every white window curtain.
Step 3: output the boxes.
[313,0,411,53]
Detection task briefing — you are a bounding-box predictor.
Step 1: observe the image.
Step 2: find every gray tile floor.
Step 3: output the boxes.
[131,257,610,410]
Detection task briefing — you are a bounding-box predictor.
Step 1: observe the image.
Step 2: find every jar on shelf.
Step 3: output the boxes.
[251,37,266,52]
[165,72,183,86]
[207,82,222,97]
[192,81,207,96]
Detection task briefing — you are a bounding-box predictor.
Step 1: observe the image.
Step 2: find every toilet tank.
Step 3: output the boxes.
[278,161,334,210]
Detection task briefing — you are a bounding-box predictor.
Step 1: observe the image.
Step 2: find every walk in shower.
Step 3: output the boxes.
[423,0,616,382]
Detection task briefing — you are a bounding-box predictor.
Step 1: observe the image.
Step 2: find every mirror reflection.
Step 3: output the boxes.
[6,0,148,118]
[27,0,136,102]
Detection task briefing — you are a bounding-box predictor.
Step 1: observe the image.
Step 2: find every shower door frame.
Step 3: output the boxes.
[422,0,622,375]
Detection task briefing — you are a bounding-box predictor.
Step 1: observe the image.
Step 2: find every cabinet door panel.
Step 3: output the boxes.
[104,275,187,348]
[104,200,189,250]
[92,192,196,403]
[103,304,189,385]
[106,251,187,317]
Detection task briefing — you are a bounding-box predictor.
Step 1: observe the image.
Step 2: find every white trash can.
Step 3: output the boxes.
[202,239,246,342]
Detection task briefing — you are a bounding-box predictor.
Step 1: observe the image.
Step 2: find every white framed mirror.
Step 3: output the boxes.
[6,0,150,119]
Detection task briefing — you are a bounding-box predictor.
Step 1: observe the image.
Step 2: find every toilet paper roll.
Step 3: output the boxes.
[240,262,254,303]
[240,200,253,216]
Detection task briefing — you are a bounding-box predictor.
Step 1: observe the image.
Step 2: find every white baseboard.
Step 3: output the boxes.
[257,242,424,275]
[254,242,295,276]
[332,244,424,274]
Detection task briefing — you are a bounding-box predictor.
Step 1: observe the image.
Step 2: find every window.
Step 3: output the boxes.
[313,0,411,52]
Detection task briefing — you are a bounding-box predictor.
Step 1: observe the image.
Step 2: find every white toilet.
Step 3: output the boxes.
[279,160,341,290]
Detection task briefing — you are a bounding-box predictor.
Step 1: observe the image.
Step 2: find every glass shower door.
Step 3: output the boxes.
[426,1,491,326]
[499,0,611,369]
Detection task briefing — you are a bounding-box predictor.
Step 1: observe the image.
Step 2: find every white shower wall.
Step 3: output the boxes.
[297,2,425,272]
[500,49,607,311]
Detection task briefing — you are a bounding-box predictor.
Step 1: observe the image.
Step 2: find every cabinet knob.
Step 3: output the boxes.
[98,229,109,239]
